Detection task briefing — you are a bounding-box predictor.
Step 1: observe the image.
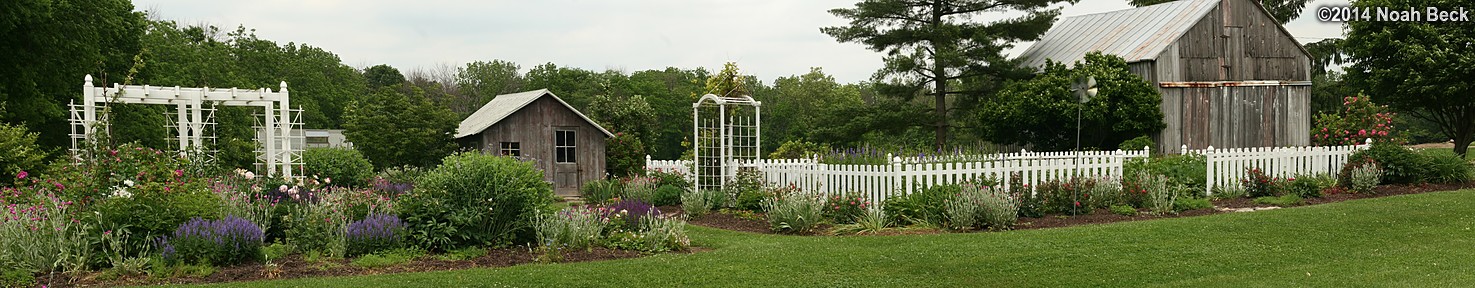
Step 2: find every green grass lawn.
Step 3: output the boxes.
[186,189,1475,287]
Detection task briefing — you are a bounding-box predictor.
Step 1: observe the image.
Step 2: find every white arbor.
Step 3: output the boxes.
[71,75,303,178]
[692,94,761,192]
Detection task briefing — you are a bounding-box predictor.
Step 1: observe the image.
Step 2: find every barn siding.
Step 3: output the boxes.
[475,97,608,195]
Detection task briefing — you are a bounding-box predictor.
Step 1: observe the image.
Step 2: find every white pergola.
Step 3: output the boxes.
[72,75,302,178]
[692,94,761,192]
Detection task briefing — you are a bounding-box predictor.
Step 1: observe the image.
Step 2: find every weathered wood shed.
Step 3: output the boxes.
[455,89,613,196]
[1019,0,1312,151]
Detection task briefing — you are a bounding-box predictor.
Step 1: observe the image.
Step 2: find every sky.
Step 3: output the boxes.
[132,0,1351,84]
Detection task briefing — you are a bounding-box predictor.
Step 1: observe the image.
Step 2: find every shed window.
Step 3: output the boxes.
[306,136,329,145]
[555,130,576,163]
[500,142,521,157]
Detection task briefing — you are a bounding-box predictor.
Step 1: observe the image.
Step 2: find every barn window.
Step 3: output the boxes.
[500,142,521,157]
[555,130,576,163]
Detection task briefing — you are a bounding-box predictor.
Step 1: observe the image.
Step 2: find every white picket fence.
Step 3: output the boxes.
[647,149,1151,204]
[1188,139,1372,196]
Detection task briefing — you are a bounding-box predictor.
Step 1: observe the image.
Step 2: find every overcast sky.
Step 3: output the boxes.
[132,0,1350,84]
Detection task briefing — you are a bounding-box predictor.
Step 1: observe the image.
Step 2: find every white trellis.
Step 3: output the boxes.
[71,75,303,178]
[692,94,761,192]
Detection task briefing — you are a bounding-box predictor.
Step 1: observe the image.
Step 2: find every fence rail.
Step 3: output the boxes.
[1189,139,1370,195]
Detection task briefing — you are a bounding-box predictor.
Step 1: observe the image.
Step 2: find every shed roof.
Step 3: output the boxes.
[454,89,614,139]
[1017,0,1219,68]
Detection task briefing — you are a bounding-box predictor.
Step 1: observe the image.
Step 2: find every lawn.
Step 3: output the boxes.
[184,189,1475,287]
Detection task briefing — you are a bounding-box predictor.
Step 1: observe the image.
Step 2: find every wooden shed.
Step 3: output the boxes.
[1019,0,1312,152]
[455,89,613,196]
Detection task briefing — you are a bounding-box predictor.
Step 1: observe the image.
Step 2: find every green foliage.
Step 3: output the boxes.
[1108,205,1138,216]
[763,191,826,234]
[302,148,374,188]
[883,184,957,226]
[1312,95,1399,146]
[1241,168,1283,198]
[681,189,724,217]
[973,52,1166,151]
[1172,198,1212,212]
[533,207,605,250]
[1347,163,1383,194]
[452,60,525,117]
[343,86,459,170]
[363,64,407,90]
[579,179,622,205]
[734,188,773,212]
[283,200,347,257]
[602,214,690,253]
[944,183,1021,231]
[1285,174,1334,198]
[605,132,647,178]
[1118,136,1154,152]
[434,247,488,261]
[1136,171,1178,215]
[400,152,554,251]
[1035,179,1091,215]
[590,94,657,149]
[1345,0,1475,157]
[1346,142,1429,184]
[0,269,34,288]
[769,140,830,159]
[0,189,92,275]
[1125,154,1208,194]
[0,123,48,179]
[1253,195,1304,207]
[261,243,295,261]
[1419,149,1474,184]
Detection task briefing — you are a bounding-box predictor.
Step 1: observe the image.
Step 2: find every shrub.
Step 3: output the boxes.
[646,169,691,190]
[375,166,424,187]
[605,132,646,177]
[580,179,622,204]
[283,196,348,256]
[1108,205,1138,216]
[824,194,870,224]
[1419,149,1474,183]
[1173,197,1212,212]
[1118,135,1154,152]
[302,148,375,188]
[727,169,765,206]
[977,185,1021,230]
[851,205,891,233]
[620,176,660,204]
[1345,142,1428,184]
[734,187,773,211]
[608,214,690,252]
[942,188,983,230]
[345,213,405,257]
[533,207,606,250]
[1348,163,1383,194]
[1284,174,1334,198]
[1009,173,1044,218]
[600,200,660,231]
[399,152,554,251]
[0,123,47,180]
[770,140,829,159]
[1035,179,1090,215]
[650,185,684,207]
[763,191,826,233]
[1211,184,1247,199]
[1241,168,1284,198]
[1124,154,1207,193]
[1086,176,1125,208]
[157,216,264,266]
[942,183,1020,230]
[1253,194,1304,206]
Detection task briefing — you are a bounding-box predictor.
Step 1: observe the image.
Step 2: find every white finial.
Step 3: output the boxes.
[280,81,288,91]
[1365,138,1373,145]
[84,74,93,84]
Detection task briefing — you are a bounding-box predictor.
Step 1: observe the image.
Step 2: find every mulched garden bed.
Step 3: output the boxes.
[678,181,1475,235]
[41,247,652,287]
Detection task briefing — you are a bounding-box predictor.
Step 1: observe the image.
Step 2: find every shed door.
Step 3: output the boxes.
[553,128,581,197]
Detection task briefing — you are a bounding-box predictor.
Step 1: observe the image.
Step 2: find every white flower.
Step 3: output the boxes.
[111,187,133,199]
[123,179,134,187]
[324,178,332,184]
[243,171,255,180]
[279,185,289,192]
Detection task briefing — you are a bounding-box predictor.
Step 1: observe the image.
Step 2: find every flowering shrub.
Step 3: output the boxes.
[599,199,660,231]
[646,168,691,190]
[1036,179,1092,215]
[1312,95,1399,146]
[1009,173,1044,218]
[346,213,405,257]
[1241,168,1284,198]
[211,173,278,237]
[824,194,870,224]
[620,176,661,205]
[608,214,689,252]
[284,188,349,257]
[369,176,414,196]
[0,185,91,274]
[763,190,825,233]
[157,216,264,266]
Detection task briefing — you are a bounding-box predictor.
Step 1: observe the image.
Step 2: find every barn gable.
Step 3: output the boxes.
[455,89,613,139]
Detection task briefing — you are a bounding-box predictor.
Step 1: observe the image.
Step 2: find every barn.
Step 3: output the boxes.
[455,89,613,196]
[1019,0,1312,151]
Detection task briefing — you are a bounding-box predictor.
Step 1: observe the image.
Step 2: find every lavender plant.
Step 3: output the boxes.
[345,213,405,257]
[1349,163,1383,194]
[599,199,660,231]
[156,216,264,266]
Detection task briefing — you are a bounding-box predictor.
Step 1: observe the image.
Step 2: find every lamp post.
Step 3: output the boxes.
[1071,76,1097,216]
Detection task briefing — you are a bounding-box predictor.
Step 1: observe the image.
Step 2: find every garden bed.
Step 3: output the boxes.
[677,181,1475,235]
[41,247,654,287]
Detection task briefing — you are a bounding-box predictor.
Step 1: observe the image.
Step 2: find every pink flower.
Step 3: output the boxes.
[15,171,26,179]
[175,169,184,177]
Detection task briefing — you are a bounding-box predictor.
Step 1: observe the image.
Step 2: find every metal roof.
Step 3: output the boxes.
[1017,0,1219,68]
[454,89,614,139]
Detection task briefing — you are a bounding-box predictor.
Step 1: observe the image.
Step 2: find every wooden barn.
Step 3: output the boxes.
[455,89,613,196]
[1019,0,1312,151]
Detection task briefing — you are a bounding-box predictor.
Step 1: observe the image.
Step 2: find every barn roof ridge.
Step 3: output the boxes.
[455,89,615,139]
[1017,0,1220,68]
